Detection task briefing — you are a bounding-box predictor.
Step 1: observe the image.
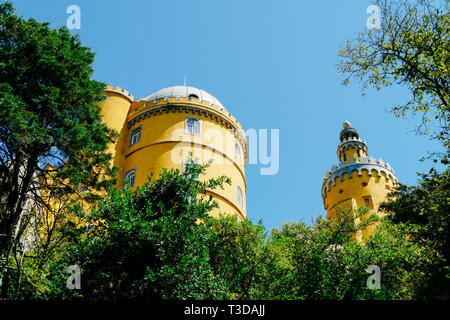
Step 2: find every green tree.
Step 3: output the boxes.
[337,0,449,299]
[42,160,231,299]
[39,173,439,300]
[260,209,433,299]
[337,0,449,158]
[0,2,117,296]
[380,168,450,299]
[202,215,267,299]
[6,200,88,299]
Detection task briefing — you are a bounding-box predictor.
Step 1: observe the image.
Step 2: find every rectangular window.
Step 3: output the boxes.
[362,196,373,209]
[185,117,201,136]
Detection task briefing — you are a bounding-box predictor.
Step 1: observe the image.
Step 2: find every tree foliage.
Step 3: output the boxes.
[337,0,449,157]
[3,161,445,300]
[41,160,231,299]
[0,1,117,296]
[380,168,450,299]
[202,214,267,299]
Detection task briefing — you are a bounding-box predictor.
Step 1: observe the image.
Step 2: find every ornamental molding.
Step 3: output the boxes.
[337,136,368,155]
[321,156,397,198]
[126,103,248,164]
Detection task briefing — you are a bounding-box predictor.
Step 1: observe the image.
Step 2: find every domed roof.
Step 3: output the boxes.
[339,120,360,142]
[343,120,352,129]
[141,86,225,109]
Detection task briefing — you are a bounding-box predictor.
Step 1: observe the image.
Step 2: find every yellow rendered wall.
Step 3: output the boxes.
[98,90,132,170]
[106,97,246,220]
[338,145,367,163]
[324,169,396,239]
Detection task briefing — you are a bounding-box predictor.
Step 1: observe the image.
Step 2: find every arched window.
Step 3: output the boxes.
[129,125,142,146]
[236,185,243,207]
[185,117,201,136]
[235,142,242,164]
[188,94,199,100]
[123,168,136,189]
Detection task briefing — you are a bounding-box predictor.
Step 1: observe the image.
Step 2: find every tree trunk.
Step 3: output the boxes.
[0,153,38,297]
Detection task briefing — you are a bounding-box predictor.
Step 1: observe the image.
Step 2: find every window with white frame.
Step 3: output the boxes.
[185,117,201,136]
[123,168,136,189]
[236,185,243,207]
[129,125,142,146]
[235,141,242,164]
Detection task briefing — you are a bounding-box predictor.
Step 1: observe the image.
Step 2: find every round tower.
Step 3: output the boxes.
[118,86,247,220]
[321,121,398,239]
[98,85,134,169]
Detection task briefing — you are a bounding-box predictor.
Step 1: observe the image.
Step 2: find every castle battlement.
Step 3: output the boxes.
[105,85,134,102]
[321,156,398,197]
[337,136,368,153]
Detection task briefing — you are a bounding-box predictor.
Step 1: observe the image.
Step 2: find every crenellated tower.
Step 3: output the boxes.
[321,121,398,240]
[98,85,134,170]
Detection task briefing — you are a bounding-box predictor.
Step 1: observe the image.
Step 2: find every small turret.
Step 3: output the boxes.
[99,85,134,169]
[105,85,134,102]
[337,120,368,164]
[322,121,398,240]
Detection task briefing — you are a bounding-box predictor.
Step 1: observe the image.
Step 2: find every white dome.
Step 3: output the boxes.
[141,86,224,109]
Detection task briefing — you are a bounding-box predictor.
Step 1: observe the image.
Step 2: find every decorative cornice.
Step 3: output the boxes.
[337,136,368,156]
[126,102,248,164]
[129,97,244,131]
[322,156,397,198]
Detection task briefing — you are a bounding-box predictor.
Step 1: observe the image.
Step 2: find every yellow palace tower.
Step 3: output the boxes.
[321,121,398,239]
[99,85,247,221]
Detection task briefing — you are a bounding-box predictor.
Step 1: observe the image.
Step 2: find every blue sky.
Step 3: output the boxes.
[10,0,445,232]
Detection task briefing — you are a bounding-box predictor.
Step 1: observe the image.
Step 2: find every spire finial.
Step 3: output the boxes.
[343,120,352,129]
[184,75,187,87]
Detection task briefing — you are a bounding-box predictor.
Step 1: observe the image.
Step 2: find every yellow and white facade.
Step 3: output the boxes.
[321,121,397,239]
[99,85,247,221]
